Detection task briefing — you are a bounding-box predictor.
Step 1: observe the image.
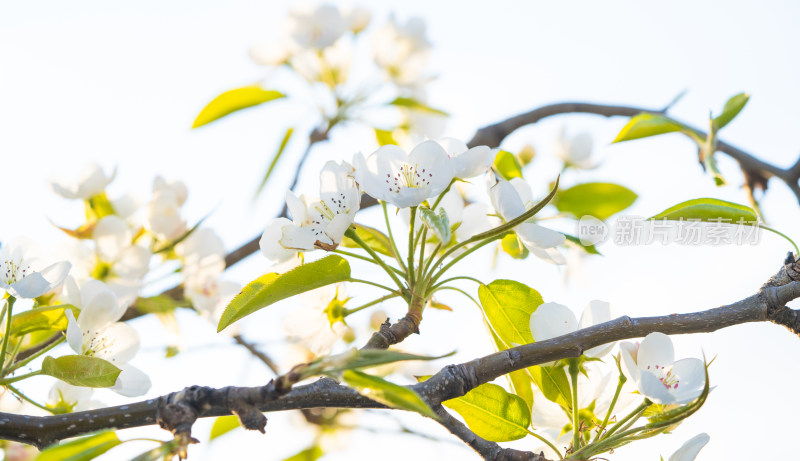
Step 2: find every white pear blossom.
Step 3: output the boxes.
[64,278,151,397]
[530,300,614,357]
[555,128,595,169]
[284,285,348,357]
[487,175,566,264]
[0,240,70,299]
[668,433,710,461]
[619,332,706,405]
[354,141,454,208]
[373,15,431,87]
[50,163,116,200]
[47,381,103,412]
[286,4,348,49]
[175,228,226,268]
[147,176,188,241]
[437,138,494,180]
[291,37,354,86]
[344,6,371,34]
[183,255,239,328]
[261,161,359,263]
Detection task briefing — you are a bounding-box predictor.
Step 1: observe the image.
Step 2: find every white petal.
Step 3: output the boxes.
[579,300,611,329]
[510,178,534,207]
[488,177,526,220]
[324,214,353,245]
[637,332,675,373]
[437,189,464,224]
[93,216,131,261]
[285,191,307,224]
[452,146,493,179]
[530,246,567,265]
[530,302,577,342]
[668,433,710,461]
[410,140,454,195]
[62,276,82,307]
[111,364,151,397]
[280,225,320,250]
[260,218,298,263]
[112,245,151,281]
[518,223,565,249]
[669,358,706,404]
[456,203,498,241]
[65,310,83,354]
[638,370,676,404]
[77,279,120,331]
[92,322,140,364]
[618,341,641,382]
[436,137,468,157]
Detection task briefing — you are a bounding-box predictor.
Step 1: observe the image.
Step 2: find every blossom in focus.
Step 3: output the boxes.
[64,278,151,397]
[487,175,565,264]
[261,161,359,262]
[0,239,71,299]
[555,128,595,169]
[436,137,494,180]
[50,163,116,200]
[619,332,706,405]
[668,433,710,461]
[530,300,614,357]
[353,141,454,208]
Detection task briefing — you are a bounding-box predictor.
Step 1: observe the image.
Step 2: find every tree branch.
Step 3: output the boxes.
[4,257,800,459]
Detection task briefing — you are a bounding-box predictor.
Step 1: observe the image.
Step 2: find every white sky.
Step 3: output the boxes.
[1,1,800,459]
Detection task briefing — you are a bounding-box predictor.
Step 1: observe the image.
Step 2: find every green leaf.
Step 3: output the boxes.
[554,183,637,221]
[613,113,687,143]
[314,348,452,376]
[217,255,351,331]
[135,295,184,314]
[41,355,121,388]
[9,305,79,337]
[564,234,601,255]
[478,280,543,347]
[129,440,180,461]
[500,234,528,259]
[282,445,324,461]
[343,370,437,419]
[443,383,531,442]
[649,198,758,224]
[493,150,523,180]
[35,430,121,461]
[374,128,397,146]
[256,127,295,197]
[340,223,394,257]
[714,92,749,130]
[209,415,242,441]
[387,97,448,116]
[488,327,533,411]
[192,86,284,128]
[529,365,572,411]
[418,207,451,244]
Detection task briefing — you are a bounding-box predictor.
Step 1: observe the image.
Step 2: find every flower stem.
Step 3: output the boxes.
[416,225,428,284]
[407,207,417,286]
[427,235,502,290]
[344,229,406,291]
[601,400,650,440]
[5,336,65,375]
[525,428,563,459]
[333,249,404,276]
[0,296,16,372]
[593,371,626,443]
[382,202,409,271]
[343,293,401,316]
[0,369,43,385]
[346,278,401,295]
[7,384,53,414]
[428,276,484,292]
[568,359,581,452]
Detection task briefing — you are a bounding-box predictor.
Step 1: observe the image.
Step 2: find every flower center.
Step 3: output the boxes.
[647,364,680,390]
[387,163,432,193]
[1,258,30,285]
[84,330,117,360]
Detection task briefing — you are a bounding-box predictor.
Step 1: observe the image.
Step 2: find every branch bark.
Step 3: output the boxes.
[4,257,800,459]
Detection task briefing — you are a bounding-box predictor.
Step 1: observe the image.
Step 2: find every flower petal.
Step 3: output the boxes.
[668,433,710,461]
[638,370,676,404]
[77,280,120,332]
[111,364,151,397]
[488,176,526,220]
[669,358,706,404]
[93,216,131,261]
[530,302,578,342]
[92,322,140,364]
[65,310,83,354]
[618,341,641,382]
[637,332,675,372]
[259,218,298,263]
[529,246,567,265]
[517,223,565,249]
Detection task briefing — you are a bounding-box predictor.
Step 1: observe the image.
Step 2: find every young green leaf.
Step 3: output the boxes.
[649,198,758,224]
[10,304,79,337]
[488,327,533,411]
[613,113,687,143]
[478,280,543,347]
[209,415,242,441]
[493,150,523,180]
[714,92,749,130]
[41,356,121,388]
[135,295,184,314]
[192,86,284,128]
[387,97,448,116]
[442,383,531,442]
[282,445,324,461]
[314,348,452,376]
[500,234,528,259]
[256,127,295,197]
[36,430,121,461]
[554,183,638,221]
[528,365,573,412]
[374,128,398,146]
[418,207,451,244]
[217,255,351,331]
[340,223,395,257]
[343,370,437,419]
[129,439,180,461]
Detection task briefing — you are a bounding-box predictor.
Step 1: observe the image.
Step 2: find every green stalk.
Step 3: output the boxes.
[421,242,442,278]
[0,296,16,371]
[333,249,405,276]
[0,369,43,385]
[761,225,799,255]
[568,359,581,451]
[7,384,53,414]
[525,429,563,460]
[428,276,484,292]
[427,235,502,289]
[5,337,65,375]
[346,278,401,294]
[382,202,409,271]
[345,229,406,291]
[601,400,650,440]
[407,207,417,286]
[343,293,401,316]
[592,372,626,443]
[416,225,429,284]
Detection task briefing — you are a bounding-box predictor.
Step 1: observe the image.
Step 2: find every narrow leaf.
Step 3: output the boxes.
[343,370,437,419]
[388,97,448,116]
[192,86,284,128]
[209,415,242,441]
[36,430,121,461]
[649,198,758,224]
[478,280,543,347]
[41,355,121,388]
[256,127,295,197]
[443,383,531,442]
[554,182,638,221]
[613,113,687,143]
[218,255,351,331]
[340,223,394,257]
[493,150,523,180]
[714,92,749,130]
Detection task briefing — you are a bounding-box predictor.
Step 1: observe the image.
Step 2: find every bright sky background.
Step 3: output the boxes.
[2,1,800,459]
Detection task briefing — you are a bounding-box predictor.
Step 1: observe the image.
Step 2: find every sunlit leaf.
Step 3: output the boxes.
[135,295,184,314]
[493,150,523,180]
[478,280,543,347]
[529,365,572,412]
[343,370,437,419]
[443,383,531,442]
[564,234,601,255]
[192,86,284,128]
[209,415,242,441]
[500,234,528,259]
[488,327,533,410]
[554,182,637,221]
[650,198,758,224]
[9,304,79,337]
[41,355,121,388]
[129,439,180,461]
[613,113,688,143]
[714,92,749,130]
[387,97,448,116]
[316,348,452,376]
[341,223,394,257]
[282,445,323,461]
[218,255,351,331]
[35,430,120,461]
[374,128,397,146]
